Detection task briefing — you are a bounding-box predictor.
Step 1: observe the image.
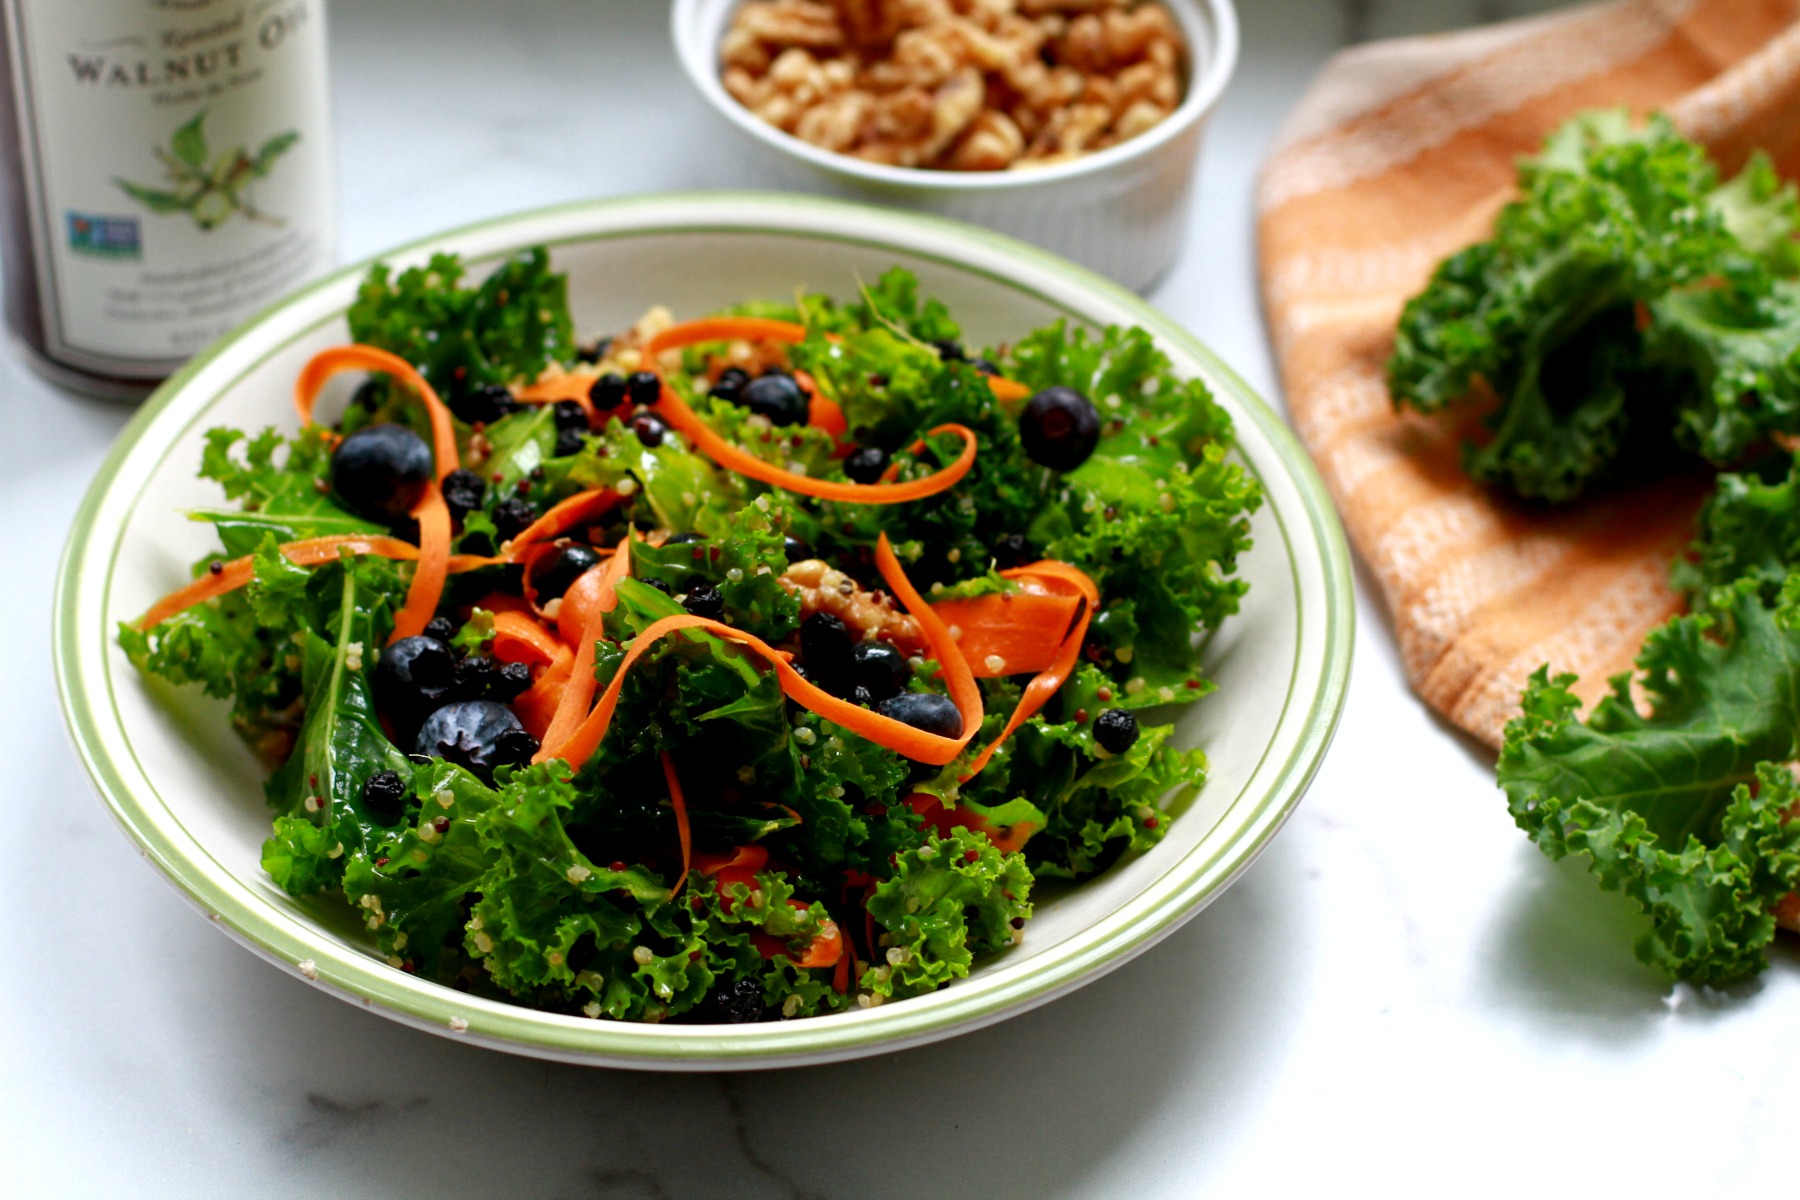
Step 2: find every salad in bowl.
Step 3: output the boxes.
[119,249,1261,1024]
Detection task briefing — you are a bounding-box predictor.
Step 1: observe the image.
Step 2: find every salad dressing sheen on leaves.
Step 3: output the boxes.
[0,0,334,398]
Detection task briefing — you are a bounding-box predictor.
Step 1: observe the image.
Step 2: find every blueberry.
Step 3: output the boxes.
[423,615,458,643]
[451,383,518,426]
[704,977,767,1024]
[533,542,602,601]
[740,372,808,426]
[643,578,673,596]
[666,532,705,546]
[454,654,530,703]
[971,357,1001,376]
[682,582,724,621]
[375,636,457,727]
[361,770,408,825]
[491,496,538,540]
[575,336,612,364]
[553,426,586,458]
[843,446,889,485]
[490,662,532,702]
[632,413,668,447]
[800,612,854,696]
[709,367,750,404]
[414,700,538,779]
[852,641,908,702]
[440,468,486,523]
[626,370,663,407]
[553,400,588,433]
[330,424,433,524]
[1093,708,1139,754]
[878,692,963,739]
[782,535,809,563]
[588,372,628,411]
[931,339,966,362]
[991,532,1034,570]
[1020,386,1101,472]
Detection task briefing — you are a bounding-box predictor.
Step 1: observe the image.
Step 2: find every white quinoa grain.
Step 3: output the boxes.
[1158,492,1175,514]
[782,994,802,1018]
[793,726,818,746]
[566,864,592,884]
[983,654,1007,673]
[582,1001,602,1019]
[1125,677,1147,696]
[632,945,654,965]
[473,932,494,953]
[448,1017,468,1033]
[297,959,318,981]
[615,477,638,497]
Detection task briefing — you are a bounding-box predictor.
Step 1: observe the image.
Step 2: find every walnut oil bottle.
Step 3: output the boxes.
[0,0,334,399]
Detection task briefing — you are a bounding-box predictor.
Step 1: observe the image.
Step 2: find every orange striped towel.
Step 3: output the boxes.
[1256,0,1800,749]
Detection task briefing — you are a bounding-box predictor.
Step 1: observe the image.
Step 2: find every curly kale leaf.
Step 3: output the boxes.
[864,829,1033,999]
[347,248,574,396]
[1498,576,1800,983]
[193,425,376,555]
[262,557,411,894]
[1389,111,1800,501]
[1674,453,1800,610]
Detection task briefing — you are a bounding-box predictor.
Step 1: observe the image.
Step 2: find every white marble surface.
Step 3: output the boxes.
[6,1,1799,1196]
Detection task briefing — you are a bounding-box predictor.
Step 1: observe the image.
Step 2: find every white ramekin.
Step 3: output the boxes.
[671,0,1239,293]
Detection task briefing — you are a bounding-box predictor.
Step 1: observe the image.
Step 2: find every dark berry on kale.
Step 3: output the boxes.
[666,532,705,545]
[491,496,539,541]
[852,641,908,702]
[879,692,963,739]
[423,616,458,643]
[682,582,725,621]
[643,578,673,596]
[1020,386,1101,471]
[414,700,537,780]
[361,770,409,825]
[450,383,519,426]
[533,542,602,601]
[553,426,586,458]
[626,370,663,407]
[440,468,486,523]
[709,367,749,404]
[740,372,808,425]
[575,336,612,364]
[782,534,809,563]
[330,424,433,524]
[491,661,532,702]
[799,611,855,696]
[707,977,768,1024]
[459,529,495,556]
[991,532,1034,570]
[375,636,457,730]
[1093,708,1140,754]
[632,412,667,447]
[931,339,967,362]
[843,446,889,484]
[553,399,589,432]
[971,357,1000,375]
[452,654,501,699]
[588,372,628,410]
[352,378,385,411]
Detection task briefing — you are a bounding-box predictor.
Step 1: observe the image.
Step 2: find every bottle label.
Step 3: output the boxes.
[2,0,334,375]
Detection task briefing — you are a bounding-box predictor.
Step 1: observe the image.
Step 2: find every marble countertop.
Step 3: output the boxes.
[6,2,1797,1196]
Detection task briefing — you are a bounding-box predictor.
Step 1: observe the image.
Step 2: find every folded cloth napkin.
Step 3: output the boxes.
[1257,0,1800,749]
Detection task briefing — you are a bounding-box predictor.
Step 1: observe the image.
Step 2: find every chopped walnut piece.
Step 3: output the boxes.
[719,0,1185,171]
[780,559,923,647]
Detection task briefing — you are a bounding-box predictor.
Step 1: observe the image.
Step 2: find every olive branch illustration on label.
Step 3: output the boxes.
[114,110,298,231]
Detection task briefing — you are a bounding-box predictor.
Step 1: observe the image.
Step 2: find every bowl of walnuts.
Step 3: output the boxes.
[672,0,1239,292]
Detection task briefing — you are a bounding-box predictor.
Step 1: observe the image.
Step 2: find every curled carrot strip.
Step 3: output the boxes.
[539,542,633,758]
[295,344,460,480]
[392,493,451,642]
[930,585,1082,678]
[658,377,978,504]
[515,372,597,424]
[513,644,573,741]
[661,751,691,898]
[134,535,499,631]
[959,560,1099,781]
[540,535,981,771]
[489,610,561,667]
[504,488,621,559]
[644,316,807,356]
[986,375,1031,403]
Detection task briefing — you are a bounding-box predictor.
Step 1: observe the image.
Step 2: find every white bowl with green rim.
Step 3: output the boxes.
[53,192,1351,1071]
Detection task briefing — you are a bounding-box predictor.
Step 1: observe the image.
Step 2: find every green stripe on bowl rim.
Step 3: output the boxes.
[53,191,1354,1069]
